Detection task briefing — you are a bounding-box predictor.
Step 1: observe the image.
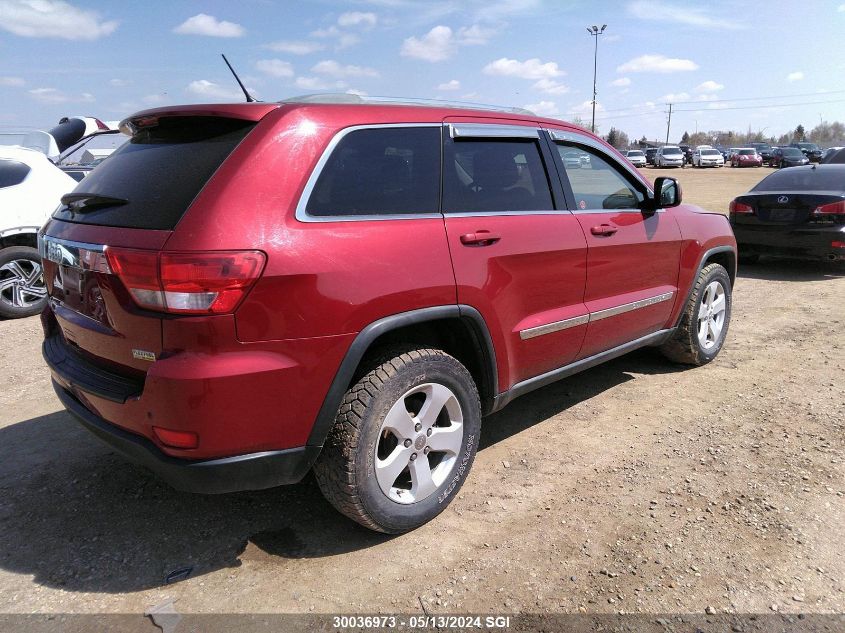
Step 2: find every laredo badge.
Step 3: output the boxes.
[132,349,156,362]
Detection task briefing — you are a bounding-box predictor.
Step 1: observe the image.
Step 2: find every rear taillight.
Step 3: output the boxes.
[729,200,754,214]
[813,201,845,216]
[105,249,266,314]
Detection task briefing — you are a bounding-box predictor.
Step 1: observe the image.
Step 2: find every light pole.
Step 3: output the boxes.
[587,24,606,133]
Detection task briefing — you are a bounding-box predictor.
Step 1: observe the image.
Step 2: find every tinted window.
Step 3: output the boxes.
[0,160,31,188]
[443,139,553,212]
[556,144,645,210]
[782,148,803,157]
[306,127,440,217]
[52,117,255,230]
[751,167,845,192]
[738,149,756,156]
[627,151,644,157]
[701,149,720,156]
[662,147,682,156]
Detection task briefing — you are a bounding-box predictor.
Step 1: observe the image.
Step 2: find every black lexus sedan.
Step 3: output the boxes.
[729,165,845,262]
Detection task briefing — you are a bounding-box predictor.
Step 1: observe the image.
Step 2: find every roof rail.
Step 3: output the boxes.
[279,93,535,116]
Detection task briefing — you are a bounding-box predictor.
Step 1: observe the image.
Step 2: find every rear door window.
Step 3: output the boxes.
[443,138,554,212]
[51,116,255,230]
[304,126,441,217]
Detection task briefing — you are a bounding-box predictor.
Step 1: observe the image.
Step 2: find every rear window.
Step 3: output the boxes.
[752,167,845,192]
[52,117,255,230]
[0,159,30,188]
[305,127,440,217]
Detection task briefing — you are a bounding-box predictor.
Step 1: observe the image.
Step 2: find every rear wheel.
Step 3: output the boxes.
[0,246,47,319]
[660,263,731,366]
[314,348,481,533]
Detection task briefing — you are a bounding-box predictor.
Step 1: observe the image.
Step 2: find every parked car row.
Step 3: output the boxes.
[625,142,839,170]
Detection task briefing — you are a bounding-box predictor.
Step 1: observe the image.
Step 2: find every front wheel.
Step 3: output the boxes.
[0,246,48,319]
[314,348,481,533]
[660,263,732,366]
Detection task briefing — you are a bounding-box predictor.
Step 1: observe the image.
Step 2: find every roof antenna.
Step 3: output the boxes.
[221,54,257,102]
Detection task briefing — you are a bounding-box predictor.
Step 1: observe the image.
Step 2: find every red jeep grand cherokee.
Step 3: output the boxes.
[39,96,737,533]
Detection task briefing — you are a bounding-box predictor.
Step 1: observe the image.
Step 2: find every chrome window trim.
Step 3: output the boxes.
[520,314,589,340]
[449,123,539,139]
[545,128,654,197]
[295,123,441,223]
[589,291,674,322]
[517,291,674,340]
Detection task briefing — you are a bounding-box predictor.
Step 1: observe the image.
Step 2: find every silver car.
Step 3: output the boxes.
[656,145,684,168]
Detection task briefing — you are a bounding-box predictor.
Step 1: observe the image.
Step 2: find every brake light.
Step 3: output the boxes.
[105,249,266,314]
[813,201,845,216]
[729,200,754,214]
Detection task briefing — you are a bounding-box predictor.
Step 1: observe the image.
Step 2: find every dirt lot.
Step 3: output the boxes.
[0,166,842,626]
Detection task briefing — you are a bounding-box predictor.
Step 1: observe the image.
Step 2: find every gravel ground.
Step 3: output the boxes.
[0,167,842,625]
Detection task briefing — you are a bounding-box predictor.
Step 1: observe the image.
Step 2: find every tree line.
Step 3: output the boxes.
[599,121,845,150]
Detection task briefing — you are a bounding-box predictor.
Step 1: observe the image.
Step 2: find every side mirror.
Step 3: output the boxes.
[645,177,682,214]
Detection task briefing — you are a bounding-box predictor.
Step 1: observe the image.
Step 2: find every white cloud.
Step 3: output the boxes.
[312,60,379,78]
[337,11,377,28]
[173,14,244,38]
[627,0,743,30]
[616,54,699,73]
[437,79,461,91]
[532,78,569,95]
[294,76,348,91]
[0,0,117,40]
[109,78,130,87]
[29,88,66,103]
[186,80,244,101]
[457,24,496,45]
[524,100,558,117]
[483,57,565,80]
[611,77,631,87]
[311,25,360,49]
[787,71,804,82]
[659,92,691,102]
[0,76,25,87]
[695,80,724,92]
[264,40,324,55]
[568,100,605,119]
[839,3,845,11]
[256,59,295,78]
[401,25,455,62]
[28,87,94,103]
[346,89,368,97]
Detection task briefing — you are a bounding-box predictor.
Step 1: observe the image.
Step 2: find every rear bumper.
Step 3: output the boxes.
[53,379,319,493]
[733,223,845,260]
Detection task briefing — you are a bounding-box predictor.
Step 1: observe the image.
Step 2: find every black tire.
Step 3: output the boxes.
[660,263,732,366]
[313,347,481,534]
[0,246,47,319]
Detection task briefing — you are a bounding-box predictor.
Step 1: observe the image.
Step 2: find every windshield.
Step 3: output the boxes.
[701,149,720,156]
[738,150,756,156]
[627,151,644,157]
[796,143,819,151]
[58,132,128,166]
[782,148,803,157]
[662,148,682,156]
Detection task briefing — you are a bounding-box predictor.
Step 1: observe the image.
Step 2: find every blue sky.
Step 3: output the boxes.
[1,0,844,141]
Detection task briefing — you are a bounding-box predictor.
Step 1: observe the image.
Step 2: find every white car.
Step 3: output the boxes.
[656,145,684,168]
[624,149,646,167]
[692,148,725,168]
[0,147,76,318]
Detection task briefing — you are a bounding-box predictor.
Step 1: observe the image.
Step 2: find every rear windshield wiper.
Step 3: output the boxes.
[61,192,129,213]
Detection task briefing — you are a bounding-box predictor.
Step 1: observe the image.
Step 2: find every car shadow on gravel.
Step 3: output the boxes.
[0,349,684,594]
[738,258,844,282]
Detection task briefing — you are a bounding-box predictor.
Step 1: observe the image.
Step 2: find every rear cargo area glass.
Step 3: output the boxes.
[51,117,255,230]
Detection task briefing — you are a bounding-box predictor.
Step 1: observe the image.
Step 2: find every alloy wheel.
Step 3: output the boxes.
[0,258,46,309]
[697,281,726,350]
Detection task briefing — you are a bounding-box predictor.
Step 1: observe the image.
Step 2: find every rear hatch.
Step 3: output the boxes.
[41,109,270,379]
